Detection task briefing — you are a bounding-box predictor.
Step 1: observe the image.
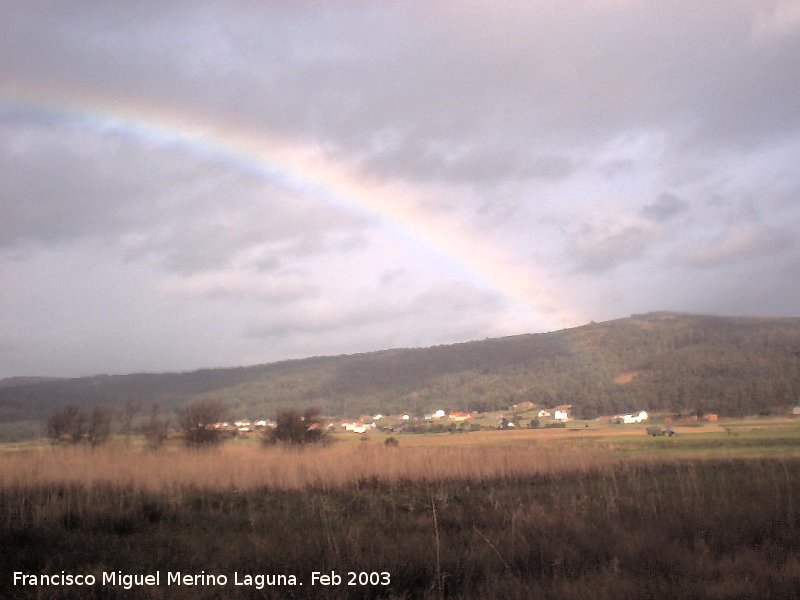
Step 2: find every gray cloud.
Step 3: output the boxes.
[362,144,578,184]
[598,159,637,178]
[379,268,407,286]
[5,2,797,184]
[243,283,500,339]
[679,223,793,268]
[641,193,689,222]
[568,223,653,273]
[2,1,800,377]
[190,277,319,306]
[0,115,369,275]
[0,122,162,248]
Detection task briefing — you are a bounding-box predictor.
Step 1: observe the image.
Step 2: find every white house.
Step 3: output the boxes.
[426,409,446,420]
[616,410,649,424]
[537,410,551,418]
[553,405,573,421]
[792,406,800,416]
[343,421,371,434]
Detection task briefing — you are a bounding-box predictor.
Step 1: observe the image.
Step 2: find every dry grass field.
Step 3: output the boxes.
[0,439,619,493]
[2,419,800,599]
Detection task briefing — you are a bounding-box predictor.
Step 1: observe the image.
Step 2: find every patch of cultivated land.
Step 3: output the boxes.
[2,418,800,598]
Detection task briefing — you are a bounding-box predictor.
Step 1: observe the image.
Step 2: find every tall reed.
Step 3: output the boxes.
[0,441,620,492]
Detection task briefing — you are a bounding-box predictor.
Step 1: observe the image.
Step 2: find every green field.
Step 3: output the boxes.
[346,416,800,457]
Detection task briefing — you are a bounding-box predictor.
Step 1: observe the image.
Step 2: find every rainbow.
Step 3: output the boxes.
[0,81,582,331]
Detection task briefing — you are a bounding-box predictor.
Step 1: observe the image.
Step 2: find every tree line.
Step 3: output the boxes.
[46,399,327,448]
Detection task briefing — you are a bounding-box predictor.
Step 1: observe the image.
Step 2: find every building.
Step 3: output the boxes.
[553,405,572,422]
[613,410,648,424]
[448,411,471,422]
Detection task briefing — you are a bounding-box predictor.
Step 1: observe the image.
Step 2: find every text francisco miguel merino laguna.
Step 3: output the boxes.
[12,570,382,590]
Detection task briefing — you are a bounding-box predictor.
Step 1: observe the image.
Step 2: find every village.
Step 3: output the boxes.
[207,402,731,437]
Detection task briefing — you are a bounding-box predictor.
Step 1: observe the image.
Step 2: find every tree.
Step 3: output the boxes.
[178,399,227,447]
[86,405,113,448]
[46,404,112,447]
[118,399,140,443]
[46,404,86,444]
[266,407,327,446]
[141,404,169,449]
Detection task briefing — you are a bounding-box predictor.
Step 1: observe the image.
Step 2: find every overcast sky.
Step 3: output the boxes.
[2,1,799,378]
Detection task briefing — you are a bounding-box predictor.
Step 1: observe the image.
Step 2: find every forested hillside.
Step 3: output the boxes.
[1,312,799,439]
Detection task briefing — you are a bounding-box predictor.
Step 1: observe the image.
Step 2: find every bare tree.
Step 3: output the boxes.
[118,399,140,443]
[141,403,169,449]
[46,404,87,444]
[46,404,112,447]
[87,405,113,447]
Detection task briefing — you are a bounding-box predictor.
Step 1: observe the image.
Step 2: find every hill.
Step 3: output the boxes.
[1,312,799,440]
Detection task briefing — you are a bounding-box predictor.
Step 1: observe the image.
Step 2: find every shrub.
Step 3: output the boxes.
[265,407,327,446]
[178,399,227,447]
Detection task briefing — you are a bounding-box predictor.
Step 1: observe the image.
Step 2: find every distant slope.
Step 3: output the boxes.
[0,376,66,389]
[1,312,799,439]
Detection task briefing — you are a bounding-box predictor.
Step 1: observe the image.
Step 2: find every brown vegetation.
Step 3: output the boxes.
[2,452,798,599]
[0,441,617,493]
[4,426,800,598]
